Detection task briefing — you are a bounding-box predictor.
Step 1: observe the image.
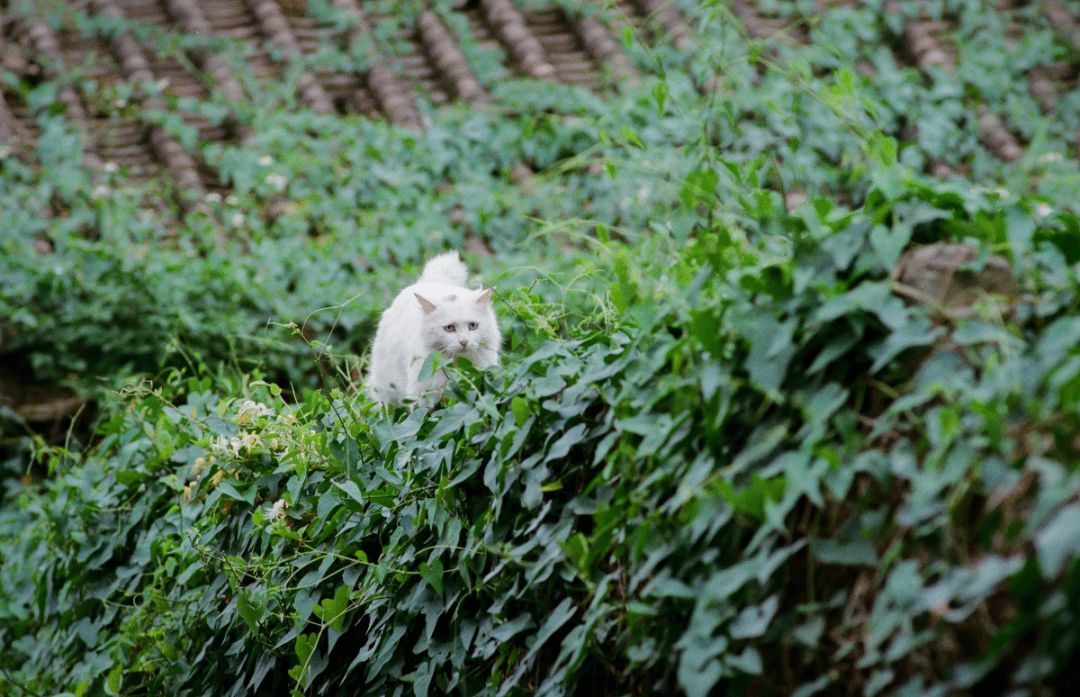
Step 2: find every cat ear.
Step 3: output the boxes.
[475,288,494,306]
[414,293,437,314]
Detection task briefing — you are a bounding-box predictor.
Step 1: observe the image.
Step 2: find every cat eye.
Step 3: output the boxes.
[443,324,456,333]
[468,322,478,330]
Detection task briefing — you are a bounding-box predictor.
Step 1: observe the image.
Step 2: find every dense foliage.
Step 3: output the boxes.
[5,180,1080,695]
[3,1,1080,695]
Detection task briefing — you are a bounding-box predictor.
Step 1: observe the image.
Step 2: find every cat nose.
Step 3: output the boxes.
[458,339,469,349]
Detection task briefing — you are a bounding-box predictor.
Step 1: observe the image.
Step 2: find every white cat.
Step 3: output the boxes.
[366,251,501,406]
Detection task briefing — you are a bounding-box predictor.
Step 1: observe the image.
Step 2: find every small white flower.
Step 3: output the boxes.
[993,187,1011,199]
[206,192,222,203]
[231,212,244,227]
[210,434,242,457]
[93,184,110,198]
[250,400,275,417]
[237,399,274,422]
[226,194,239,206]
[103,161,118,174]
[258,155,273,167]
[239,431,262,451]
[210,430,262,457]
[267,498,287,521]
[1039,152,1063,164]
[265,173,288,193]
[1034,203,1053,218]
[155,77,170,91]
[114,98,127,109]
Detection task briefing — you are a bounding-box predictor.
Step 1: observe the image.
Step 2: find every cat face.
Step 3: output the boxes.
[415,289,495,358]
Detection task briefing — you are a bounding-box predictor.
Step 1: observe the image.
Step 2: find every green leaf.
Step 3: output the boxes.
[739,314,797,392]
[792,676,831,697]
[726,646,763,675]
[652,81,667,115]
[718,475,785,521]
[561,533,589,572]
[334,480,365,507]
[419,559,444,597]
[237,590,265,631]
[870,317,944,374]
[511,396,529,427]
[313,585,350,632]
[499,598,577,695]
[1006,205,1035,257]
[294,632,317,666]
[317,488,339,520]
[546,423,588,462]
[366,486,397,508]
[621,126,645,150]
[104,664,123,696]
[811,538,879,567]
[865,669,894,696]
[293,588,319,624]
[680,167,719,207]
[728,595,778,639]
[869,223,911,269]
[218,481,256,505]
[418,351,443,380]
[1035,504,1080,578]
[412,660,434,697]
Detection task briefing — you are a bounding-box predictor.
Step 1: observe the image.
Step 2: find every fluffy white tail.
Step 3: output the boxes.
[420,251,469,285]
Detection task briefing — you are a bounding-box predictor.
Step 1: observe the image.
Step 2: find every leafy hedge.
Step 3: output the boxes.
[4,2,1080,694]
[6,0,1078,400]
[4,176,1080,696]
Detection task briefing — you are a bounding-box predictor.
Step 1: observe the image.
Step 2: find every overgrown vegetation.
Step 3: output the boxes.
[2,1,1080,695]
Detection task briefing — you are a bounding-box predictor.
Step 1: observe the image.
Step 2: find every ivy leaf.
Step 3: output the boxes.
[293,588,319,624]
[295,634,316,667]
[412,660,434,697]
[1006,206,1035,257]
[291,633,320,687]
[511,396,529,427]
[237,590,265,631]
[869,222,911,269]
[1035,503,1080,578]
[561,533,589,572]
[726,646,763,675]
[812,539,879,567]
[729,595,778,639]
[104,664,123,696]
[545,423,588,463]
[870,317,944,374]
[313,585,350,632]
[419,559,444,597]
[792,676,832,697]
